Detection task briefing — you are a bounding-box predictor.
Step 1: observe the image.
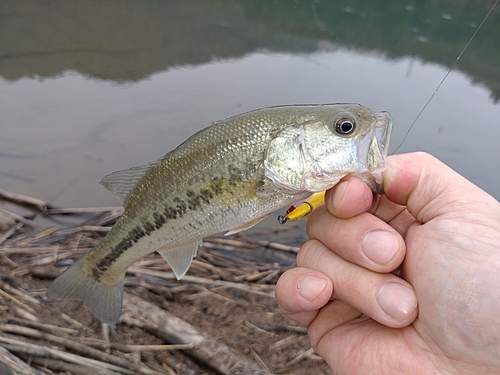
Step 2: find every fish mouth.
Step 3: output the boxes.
[357,111,393,193]
[374,111,393,160]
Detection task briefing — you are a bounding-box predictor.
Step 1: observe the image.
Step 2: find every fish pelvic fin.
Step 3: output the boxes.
[158,240,201,280]
[47,257,124,325]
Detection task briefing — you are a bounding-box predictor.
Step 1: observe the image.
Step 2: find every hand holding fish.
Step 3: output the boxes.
[276,152,500,374]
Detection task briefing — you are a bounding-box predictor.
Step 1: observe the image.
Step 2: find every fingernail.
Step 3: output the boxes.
[362,230,398,265]
[329,180,349,211]
[298,275,327,302]
[377,282,417,321]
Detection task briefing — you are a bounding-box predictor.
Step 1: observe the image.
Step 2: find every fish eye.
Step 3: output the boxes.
[335,117,356,135]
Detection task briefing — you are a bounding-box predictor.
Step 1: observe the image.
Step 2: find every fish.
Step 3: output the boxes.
[47,103,392,324]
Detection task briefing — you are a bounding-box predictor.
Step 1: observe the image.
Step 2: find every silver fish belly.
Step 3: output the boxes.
[47,103,392,324]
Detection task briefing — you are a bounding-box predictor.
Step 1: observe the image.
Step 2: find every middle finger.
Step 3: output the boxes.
[306,205,406,273]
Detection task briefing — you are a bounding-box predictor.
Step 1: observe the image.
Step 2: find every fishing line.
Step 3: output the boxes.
[391,0,498,154]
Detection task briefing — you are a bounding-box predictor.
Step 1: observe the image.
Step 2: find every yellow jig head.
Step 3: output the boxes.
[277,191,326,224]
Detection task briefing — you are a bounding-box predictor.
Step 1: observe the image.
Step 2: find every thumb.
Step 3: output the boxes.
[382,152,498,224]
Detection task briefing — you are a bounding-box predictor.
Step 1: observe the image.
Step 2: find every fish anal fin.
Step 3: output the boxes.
[47,257,124,325]
[158,240,201,280]
[100,163,158,203]
[224,215,268,236]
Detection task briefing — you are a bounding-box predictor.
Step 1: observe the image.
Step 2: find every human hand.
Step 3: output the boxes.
[276,152,500,374]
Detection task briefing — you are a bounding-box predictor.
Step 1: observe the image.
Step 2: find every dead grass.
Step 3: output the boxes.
[0,190,330,375]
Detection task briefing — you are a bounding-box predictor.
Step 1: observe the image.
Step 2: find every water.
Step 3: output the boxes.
[1,0,499,213]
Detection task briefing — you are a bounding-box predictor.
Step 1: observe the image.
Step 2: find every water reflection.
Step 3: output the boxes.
[0,0,315,82]
[0,0,499,211]
[2,0,499,98]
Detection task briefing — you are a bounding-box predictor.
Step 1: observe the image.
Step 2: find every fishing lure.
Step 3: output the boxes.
[278,192,325,224]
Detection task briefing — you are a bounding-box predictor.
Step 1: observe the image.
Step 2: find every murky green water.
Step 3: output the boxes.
[1,0,499,214]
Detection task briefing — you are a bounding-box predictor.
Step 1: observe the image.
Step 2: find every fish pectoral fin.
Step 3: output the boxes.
[206,179,262,206]
[158,240,202,280]
[47,257,124,325]
[224,215,268,236]
[100,161,159,203]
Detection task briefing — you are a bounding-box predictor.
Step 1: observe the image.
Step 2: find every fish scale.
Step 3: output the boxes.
[47,103,392,324]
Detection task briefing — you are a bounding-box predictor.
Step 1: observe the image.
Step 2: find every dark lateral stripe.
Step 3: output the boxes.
[93,190,201,277]
[94,225,148,275]
[94,219,169,276]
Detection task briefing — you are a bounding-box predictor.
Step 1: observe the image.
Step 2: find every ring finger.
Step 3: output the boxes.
[297,239,418,328]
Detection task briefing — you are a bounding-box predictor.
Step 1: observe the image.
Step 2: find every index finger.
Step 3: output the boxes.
[323,175,374,219]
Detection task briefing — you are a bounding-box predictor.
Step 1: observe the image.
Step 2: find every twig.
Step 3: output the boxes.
[281,347,319,368]
[0,189,52,213]
[0,335,149,375]
[60,313,83,329]
[260,269,281,283]
[0,288,37,314]
[190,258,224,276]
[30,227,57,240]
[270,335,302,350]
[204,238,258,249]
[73,337,133,353]
[11,306,38,322]
[0,324,160,375]
[61,225,114,234]
[2,283,40,305]
[257,241,300,253]
[132,344,196,351]
[122,293,274,375]
[29,266,62,280]
[0,246,59,255]
[127,267,275,298]
[249,348,271,373]
[0,208,38,228]
[220,306,241,325]
[186,289,248,306]
[0,253,16,267]
[234,269,276,282]
[91,210,124,227]
[74,338,196,354]
[12,254,60,275]
[7,318,78,336]
[124,278,174,299]
[244,320,278,337]
[262,324,308,335]
[0,345,44,375]
[241,225,297,236]
[101,322,111,354]
[161,363,177,375]
[197,248,256,269]
[0,222,24,246]
[201,241,249,252]
[27,356,122,375]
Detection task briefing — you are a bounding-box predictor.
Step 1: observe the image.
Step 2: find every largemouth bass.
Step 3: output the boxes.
[47,104,392,324]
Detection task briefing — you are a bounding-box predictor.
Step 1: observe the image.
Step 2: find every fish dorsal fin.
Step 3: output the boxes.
[100,162,158,203]
[224,215,268,236]
[157,240,202,280]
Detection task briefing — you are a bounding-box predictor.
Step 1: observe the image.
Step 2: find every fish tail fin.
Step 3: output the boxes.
[47,257,124,325]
